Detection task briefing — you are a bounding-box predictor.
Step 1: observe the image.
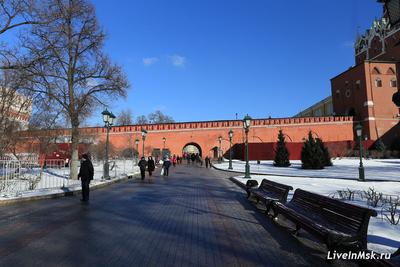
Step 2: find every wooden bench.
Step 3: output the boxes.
[247,179,293,214]
[273,189,377,251]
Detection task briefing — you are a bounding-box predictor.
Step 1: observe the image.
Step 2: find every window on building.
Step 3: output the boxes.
[390,79,397,87]
[356,80,361,89]
[372,67,381,74]
[375,78,382,87]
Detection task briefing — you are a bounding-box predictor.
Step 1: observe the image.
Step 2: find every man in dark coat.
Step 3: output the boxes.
[138,157,147,180]
[78,154,94,202]
[162,157,171,176]
[205,156,209,168]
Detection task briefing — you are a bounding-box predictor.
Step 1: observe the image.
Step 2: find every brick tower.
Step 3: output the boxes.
[331,0,400,145]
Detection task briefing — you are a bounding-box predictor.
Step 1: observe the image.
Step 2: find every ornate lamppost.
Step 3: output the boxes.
[228,129,233,170]
[141,128,147,157]
[135,138,139,164]
[243,114,252,178]
[355,123,365,181]
[102,108,116,180]
[218,136,222,163]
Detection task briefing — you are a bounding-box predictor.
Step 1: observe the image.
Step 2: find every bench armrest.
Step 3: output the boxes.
[246,180,258,188]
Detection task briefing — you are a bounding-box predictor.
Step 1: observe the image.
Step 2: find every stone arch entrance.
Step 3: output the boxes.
[182,142,202,157]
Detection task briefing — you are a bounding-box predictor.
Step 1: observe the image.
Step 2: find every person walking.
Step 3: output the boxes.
[172,155,177,167]
[162,157,171,176]
[147,156,155,179]
[138,157,147,180]
[205,156,211,168]
[191,153,196,165]
[78,154,94,202]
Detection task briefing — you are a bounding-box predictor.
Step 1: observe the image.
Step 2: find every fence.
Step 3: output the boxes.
[0,159,74,197]
[0,158,139,198]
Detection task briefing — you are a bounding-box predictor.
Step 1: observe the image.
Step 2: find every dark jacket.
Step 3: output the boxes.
[162,159,171,168]
[148,159,155,171]
[138,159,147,170]
[78,159,94,181]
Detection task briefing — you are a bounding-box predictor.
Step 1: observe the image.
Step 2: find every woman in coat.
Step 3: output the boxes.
[147,156,155,177]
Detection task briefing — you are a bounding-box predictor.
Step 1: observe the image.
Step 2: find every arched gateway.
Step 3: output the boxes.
[182,143,202,157]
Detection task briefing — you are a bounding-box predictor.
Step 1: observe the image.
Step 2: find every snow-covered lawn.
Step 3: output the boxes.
[215,158,400,181]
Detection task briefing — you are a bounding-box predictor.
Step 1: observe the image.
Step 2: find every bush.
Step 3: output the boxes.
[316,138,332,166]
[273,130,291,167]
[301,131,325,169]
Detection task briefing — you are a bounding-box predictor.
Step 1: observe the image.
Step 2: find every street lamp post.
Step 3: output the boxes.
[355,123,365,181]
[218,136,222,163]
[102,108,116,180]
[141,128,147,158]
[135,138,139,164]
[243,114,252,178]
[228,130,233,170]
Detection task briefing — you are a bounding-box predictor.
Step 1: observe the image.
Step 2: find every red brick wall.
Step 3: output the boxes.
[16,117,356,159]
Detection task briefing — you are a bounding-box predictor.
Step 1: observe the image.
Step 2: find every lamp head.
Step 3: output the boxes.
[101,109,111,124]
[243,114,252,130]
[228,129,233,138]
[355,123,362,137]
[108,112,116,125]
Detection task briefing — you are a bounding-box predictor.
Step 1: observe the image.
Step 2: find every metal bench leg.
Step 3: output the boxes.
[265,201,272,215]
[292,224,301,236]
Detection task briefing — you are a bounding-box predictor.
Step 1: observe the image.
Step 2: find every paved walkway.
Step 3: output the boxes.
[0,164,341,266]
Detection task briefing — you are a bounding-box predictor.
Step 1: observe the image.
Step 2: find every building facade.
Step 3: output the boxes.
[295,96,333,118]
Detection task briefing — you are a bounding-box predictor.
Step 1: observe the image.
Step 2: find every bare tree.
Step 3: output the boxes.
[135,115,148,125]
[0,0,45,69]
[148,110,174,124]
[116,108,133,126]
[21,0,129,179]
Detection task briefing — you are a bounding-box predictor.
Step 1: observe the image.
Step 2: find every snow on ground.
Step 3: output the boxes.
[215,158,400,181]
[0,159,140,199]
[224,158,400,254]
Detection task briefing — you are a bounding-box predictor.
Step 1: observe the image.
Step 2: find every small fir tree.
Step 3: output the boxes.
[374,138,386,153]
[316,138,332,166]
[301,131,325,169]
[274,130,291,167]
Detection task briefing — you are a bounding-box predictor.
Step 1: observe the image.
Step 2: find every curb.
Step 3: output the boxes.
[211,163,400,182]
[0,174,139,206]
[228,176,247,190]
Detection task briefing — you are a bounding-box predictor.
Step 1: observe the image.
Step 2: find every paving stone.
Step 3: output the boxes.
[0,165,338,266]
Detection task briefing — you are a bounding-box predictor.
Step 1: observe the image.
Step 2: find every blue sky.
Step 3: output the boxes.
[92,0,381,124]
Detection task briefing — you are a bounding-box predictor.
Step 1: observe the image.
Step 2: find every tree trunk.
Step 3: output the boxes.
[70,123,80,180]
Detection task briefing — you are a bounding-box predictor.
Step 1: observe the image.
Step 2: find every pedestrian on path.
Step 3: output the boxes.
[78,153,94,202]
[191,153,196,165]
[172,155,177,167]
[205,156,209,168]
[147,156,155,178]
[138,157,147,180]
[162,157,171,176]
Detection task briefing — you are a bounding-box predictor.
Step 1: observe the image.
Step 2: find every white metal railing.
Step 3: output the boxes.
[0,159,71,197]
[0,158,139,198]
